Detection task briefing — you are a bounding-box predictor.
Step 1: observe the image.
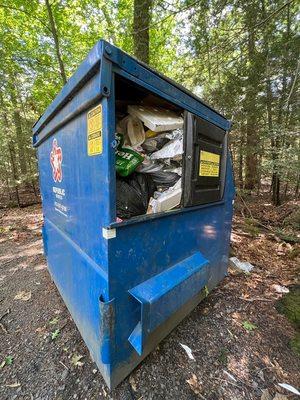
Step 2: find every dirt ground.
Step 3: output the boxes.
[0,199,299,400]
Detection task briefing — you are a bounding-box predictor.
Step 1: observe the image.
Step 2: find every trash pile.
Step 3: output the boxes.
[115,105,184,220]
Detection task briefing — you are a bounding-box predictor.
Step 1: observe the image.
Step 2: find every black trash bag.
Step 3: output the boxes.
[116,173,156,219]
[150,170,180,189]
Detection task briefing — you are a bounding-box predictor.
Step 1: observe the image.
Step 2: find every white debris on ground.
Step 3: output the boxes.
[179,343,195,360]
[278,383,300,396]
[229,256,254,273]
[272,284,290,294]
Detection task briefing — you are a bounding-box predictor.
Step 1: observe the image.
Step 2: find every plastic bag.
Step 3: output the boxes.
[150,170,180,188]
[136,157,181,188]
[136,157,164,173]
[142,133,169,153]
[150,137,183,160]
[116,173,156,219]
[116,146,143,177]
[117,115,145,146]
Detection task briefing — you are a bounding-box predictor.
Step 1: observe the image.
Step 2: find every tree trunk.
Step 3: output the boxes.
[45,0,67,85]
[133,0,152,64]
[8,143,21,207]
[244,4,259,191]
[238,131,244,188]
[295,174,300,198]
[271,4,291,206]
[7,83,28,179]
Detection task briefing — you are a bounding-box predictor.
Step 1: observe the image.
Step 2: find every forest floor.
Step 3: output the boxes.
[0,196,299,400]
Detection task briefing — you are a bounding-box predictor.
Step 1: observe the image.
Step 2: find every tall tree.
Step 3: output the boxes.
[133,0,152,63]
[45,0,67,85]
[243,1,261,191]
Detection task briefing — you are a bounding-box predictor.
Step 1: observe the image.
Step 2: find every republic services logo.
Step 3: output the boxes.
[50,139,63,183]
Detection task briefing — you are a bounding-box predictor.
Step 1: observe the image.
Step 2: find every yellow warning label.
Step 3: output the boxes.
[199,151,220,177]
[87,104,102,156]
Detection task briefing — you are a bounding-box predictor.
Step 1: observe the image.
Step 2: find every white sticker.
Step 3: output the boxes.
[102,228,116,239]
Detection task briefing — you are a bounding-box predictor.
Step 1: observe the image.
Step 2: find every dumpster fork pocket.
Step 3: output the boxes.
[128,251,209,355]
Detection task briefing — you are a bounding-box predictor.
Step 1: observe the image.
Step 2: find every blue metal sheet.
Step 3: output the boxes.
[128,251,209,355]
[33,39,235,389]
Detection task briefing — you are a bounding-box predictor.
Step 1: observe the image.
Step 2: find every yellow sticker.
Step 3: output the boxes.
[199,151,220,177]
[87,104,102,156]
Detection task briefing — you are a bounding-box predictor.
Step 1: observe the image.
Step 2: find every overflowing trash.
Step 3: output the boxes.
[115,105,184,220]
[115,143,143,177]
[128,105,183,132]
[147,179,182,214]
[116,173,156,219]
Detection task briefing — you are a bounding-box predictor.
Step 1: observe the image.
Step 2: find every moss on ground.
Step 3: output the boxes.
[276,285,300,356]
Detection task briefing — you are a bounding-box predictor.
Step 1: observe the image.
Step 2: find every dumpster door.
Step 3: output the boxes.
[183,112,227,207]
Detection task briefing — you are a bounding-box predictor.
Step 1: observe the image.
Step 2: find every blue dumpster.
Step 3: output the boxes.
[33,40,235,389]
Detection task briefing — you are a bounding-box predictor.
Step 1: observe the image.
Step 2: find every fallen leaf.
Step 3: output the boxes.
[278,383,300,396]
[242,321,258,331]
[49,317,59,325]
[186,374,202,394]
[179,343,195,360]
[129,375,137,391]
[14,291,31,301]
[273,393,288,400]
[71,354,84,367]
[35,326,46,334]
[261,389,272,400]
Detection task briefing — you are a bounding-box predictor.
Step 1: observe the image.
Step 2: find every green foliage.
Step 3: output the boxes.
[0,355,14,368]
[276,286,300,328]
[276,285,300,356]
[287,247,300,260]
[290,333,300,356]
[276,229,300,244]
[243,218,260,237]
[218,347,229,366]
[242,321,258,332]
[51,329,60,340]
[284,209,300,231]
[0,0,299,206]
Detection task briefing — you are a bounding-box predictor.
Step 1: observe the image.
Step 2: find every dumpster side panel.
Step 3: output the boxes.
[36,82,115,382]
[107,154,235,386]
[37,101,111,266]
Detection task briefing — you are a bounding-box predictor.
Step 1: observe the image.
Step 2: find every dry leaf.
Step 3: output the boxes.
[129,375,137,391]
[186,374,202,394]
[261,389,272,400]
[14,291,31,301]
[71,354,84,367]
[273,394,288,400]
